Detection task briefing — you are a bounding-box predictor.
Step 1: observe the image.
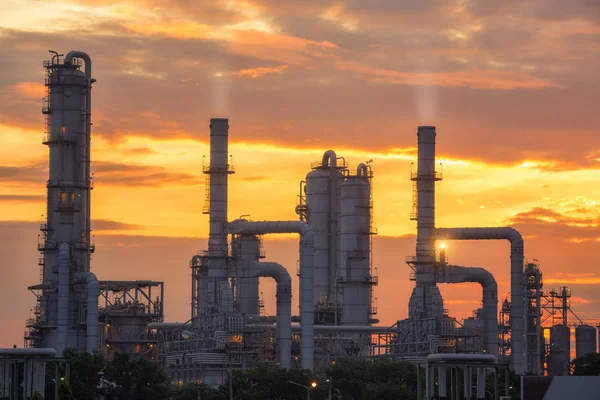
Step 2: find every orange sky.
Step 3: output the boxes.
[1,0,599,348]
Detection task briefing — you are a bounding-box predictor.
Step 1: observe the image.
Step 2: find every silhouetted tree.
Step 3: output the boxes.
[572,353,600,376]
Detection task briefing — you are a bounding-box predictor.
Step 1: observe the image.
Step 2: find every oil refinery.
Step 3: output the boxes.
[2,50,598,397]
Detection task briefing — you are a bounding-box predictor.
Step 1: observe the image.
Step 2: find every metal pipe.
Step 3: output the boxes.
[76,272,99,353]
[437,265,498,356]
[435,227,525,374]
[64,51,93,272]
[249,261,292,368]
[321,150,337,168]
[57,243,70,355]
[228,219,315,369]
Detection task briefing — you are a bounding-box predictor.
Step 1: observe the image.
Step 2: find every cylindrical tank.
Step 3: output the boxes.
[234,235,262,318]
[305,167,333,305]
[548,324,571,375]
[339,173,371,326]
[575,325,597,358]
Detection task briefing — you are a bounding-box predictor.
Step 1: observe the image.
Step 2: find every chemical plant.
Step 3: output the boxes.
[1,49,598,397]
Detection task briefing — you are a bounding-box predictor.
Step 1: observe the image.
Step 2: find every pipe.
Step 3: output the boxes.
[357,163,369,177]
[57,243,70,355]
[435,227,524,374]
[321,150,337,167]
[437,265,498,357]
[228,219,315,370]
[77,272,99,354]
[249,261,292,368]
[64,51,93,272]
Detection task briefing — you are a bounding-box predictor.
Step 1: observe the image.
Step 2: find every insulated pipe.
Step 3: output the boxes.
[77,272,99,354]
[64,51,93,271]
[227,219,315,369]
[357,163,369,177]
[435,227,524,374]
[57,243,70,355]
[249,261,292,368]
[438,265,498,357]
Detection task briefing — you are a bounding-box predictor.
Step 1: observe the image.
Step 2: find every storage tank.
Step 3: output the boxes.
[339,166,372,326]
[575,325,597,358]
[233,234,262,318]
[548,324,571,375]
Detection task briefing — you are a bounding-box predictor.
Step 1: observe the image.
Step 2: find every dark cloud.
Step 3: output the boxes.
[0,195,45,202]
[92,161,201,187]
[0,164,46,183]
[92,219,144,231]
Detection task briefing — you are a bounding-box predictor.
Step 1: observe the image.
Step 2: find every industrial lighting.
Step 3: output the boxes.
[311,382,317,388]
[440,242,446,249]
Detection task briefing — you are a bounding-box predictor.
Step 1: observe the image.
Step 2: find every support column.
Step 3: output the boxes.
[476,368,485,400]
[439,366,447,400]
[463,367,471,400]
[426,364,431,400]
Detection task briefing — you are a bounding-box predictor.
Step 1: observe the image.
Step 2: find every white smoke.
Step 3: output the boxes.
[412,58,440,125]
[209,62,232,116]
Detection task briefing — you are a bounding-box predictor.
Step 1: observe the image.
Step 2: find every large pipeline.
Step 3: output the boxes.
[227,220,315,369]
[435,227,524,374]
[64,51,93,271]
[249,261,292,368]
[57,243,70,355]
[76,272,99,354]
[437,265,498,356]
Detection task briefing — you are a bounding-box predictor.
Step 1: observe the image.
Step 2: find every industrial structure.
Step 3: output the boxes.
[9,49,600,395]
[23,50,164,367]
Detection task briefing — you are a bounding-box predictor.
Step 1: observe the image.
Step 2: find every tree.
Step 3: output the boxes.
[57,381,74,400]
[572,353,600,376]
[170,382,226,400]
[31,390,44,400]
[326,358,418,400]
[102,351,170,400]
[62,348,104,400]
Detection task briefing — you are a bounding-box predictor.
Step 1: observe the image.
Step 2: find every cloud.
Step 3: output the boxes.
[0,164,46,183]
[92,161,201,187]
[236,65,288,78]
[0,195,44,202]
[92,219,144,231]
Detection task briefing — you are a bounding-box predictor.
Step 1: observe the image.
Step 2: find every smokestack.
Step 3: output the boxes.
[408,126,445,318]
[207,118,231,268]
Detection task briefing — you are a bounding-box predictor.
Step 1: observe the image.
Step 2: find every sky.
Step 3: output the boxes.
[0,0,599,350]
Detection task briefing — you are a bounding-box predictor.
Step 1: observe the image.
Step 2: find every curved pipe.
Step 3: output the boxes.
[77,272,99,353]
[57,243,70,355]
[228,219,315,370]
[65,51,93,271]
[435,227,524,374]
[357,163,369,177]
[321,150,337,168]
[437,265,498,356]
[249,261,292,368]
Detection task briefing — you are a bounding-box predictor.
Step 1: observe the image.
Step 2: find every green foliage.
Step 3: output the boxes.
[326,358,418,400]
[102,351,170,400]
[222,364,319,400]
[170,382,226,400]
[572,353,600,376]
[57,380,74,400]
[31,390,44,400]
[62,347,104,400]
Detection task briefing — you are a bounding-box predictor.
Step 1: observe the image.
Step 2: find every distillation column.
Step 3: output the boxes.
[29,51,96,352]
[408,126,444,318]
[340,165,374,326]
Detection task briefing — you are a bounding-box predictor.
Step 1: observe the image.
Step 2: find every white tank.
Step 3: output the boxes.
[339,175,371,325]
[575,325,597,358]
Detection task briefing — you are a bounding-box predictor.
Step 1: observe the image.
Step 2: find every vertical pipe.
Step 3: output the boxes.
[439,366,447,400]
[476,368,485,400]
[425,364,431,400]
[57,243,70,355]
[82,272,99,353]
[463,367,470,400]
